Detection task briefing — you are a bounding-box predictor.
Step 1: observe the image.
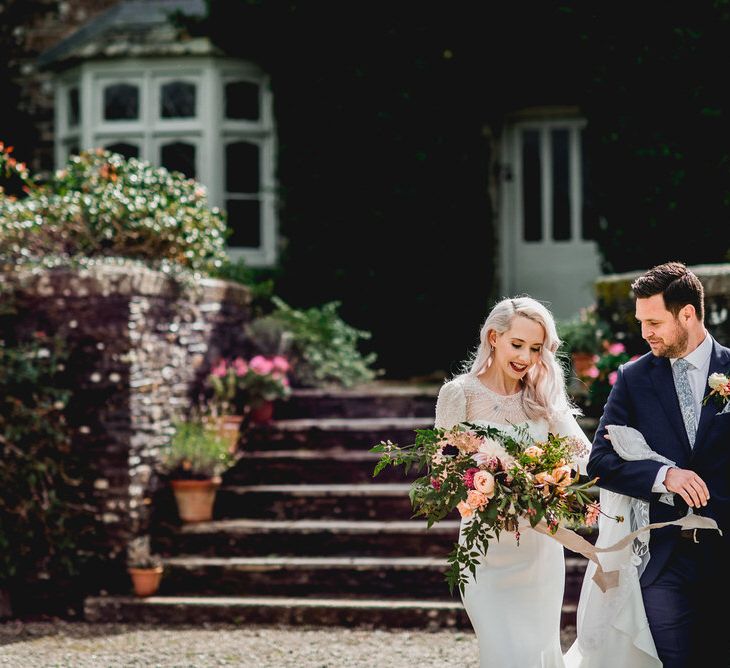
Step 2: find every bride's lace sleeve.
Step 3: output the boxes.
[434,379,467,429]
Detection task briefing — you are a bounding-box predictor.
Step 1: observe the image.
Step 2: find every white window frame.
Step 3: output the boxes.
[53,57,277,267]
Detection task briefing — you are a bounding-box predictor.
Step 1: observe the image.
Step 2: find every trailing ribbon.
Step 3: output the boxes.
[531,513,722,592]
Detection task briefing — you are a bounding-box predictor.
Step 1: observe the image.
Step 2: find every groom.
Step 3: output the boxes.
[586,261,730,668]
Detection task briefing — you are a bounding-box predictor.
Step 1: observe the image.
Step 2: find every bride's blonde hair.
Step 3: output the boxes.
[461,296,578,422]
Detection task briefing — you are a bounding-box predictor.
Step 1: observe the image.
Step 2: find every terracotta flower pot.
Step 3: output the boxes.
[249,400,274,424]
[571,352,596,378]
[128,566,163,597]
[171,477,221,523]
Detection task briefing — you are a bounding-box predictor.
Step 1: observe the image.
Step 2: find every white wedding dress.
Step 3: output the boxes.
[435,374,592,668]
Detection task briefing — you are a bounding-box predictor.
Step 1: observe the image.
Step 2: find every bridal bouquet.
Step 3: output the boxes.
[371,422,603,594]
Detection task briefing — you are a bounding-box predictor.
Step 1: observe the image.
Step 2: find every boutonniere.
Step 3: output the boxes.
[703,372,730,410]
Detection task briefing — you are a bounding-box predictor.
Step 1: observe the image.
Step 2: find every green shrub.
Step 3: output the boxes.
[0,328,98,594]
[160,419,237,480]
[246,296,382,388]
[0,145,228,276]
[557,306,607,356]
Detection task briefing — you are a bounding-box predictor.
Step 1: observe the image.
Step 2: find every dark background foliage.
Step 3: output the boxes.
[190,0,730,378]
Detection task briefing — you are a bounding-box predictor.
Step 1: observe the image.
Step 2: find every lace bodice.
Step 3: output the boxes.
[434,373,532,428]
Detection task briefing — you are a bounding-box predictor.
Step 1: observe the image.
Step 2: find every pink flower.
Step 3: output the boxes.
[608,371,618,386]
[466,489,488,511]
[232,357,248,376]
[430,477,441,491]
[210,360,227,378]
[463,467,480,490]
[608,342,625,355]
[272,355,290,372]
[630,355,640,361]
[249,355,274,375]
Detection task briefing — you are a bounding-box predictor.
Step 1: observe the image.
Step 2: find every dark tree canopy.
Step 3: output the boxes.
[193,1,730,375]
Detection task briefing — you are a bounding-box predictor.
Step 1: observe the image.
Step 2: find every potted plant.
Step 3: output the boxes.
[204,357,249,449]
[557,306,605,377]
[126,536,163,597]
[160,418,237,523]
[237,354,292,423]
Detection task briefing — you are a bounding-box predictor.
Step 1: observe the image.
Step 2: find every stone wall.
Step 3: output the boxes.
[1,263,251,569]
[594,262,730,352]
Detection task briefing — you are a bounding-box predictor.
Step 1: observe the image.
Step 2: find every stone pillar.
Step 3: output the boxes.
[1,262,251,564]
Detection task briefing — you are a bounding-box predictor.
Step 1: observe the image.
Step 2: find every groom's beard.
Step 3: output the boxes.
[651,320,689,358]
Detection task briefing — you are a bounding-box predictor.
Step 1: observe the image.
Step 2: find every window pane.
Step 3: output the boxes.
[551,128,571,241]
[68,87,80,127]
[225,80,260,121]
[160,81,196,119]
[105,142,139,160]
[161,141,196,179]
[68,144,80,159]
[226,141,260,193]
[521,129,542,242]
[581,129,600,240]
[226,199,261,247]
[104,83,139,120]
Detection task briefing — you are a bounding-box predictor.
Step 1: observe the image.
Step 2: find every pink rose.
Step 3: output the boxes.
[608,370,618,386]
[232,357,248,376]
[585,366,599,379]
[608,342,625,355]
[249,355,274,375]
[210,360,227,378]
[272,355,290,372]
[473,471,496,498]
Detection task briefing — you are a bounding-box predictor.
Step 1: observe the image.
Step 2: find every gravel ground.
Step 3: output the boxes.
[0,621,578,667]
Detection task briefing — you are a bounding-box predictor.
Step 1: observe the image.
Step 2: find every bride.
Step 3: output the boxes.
[435,296,592,668]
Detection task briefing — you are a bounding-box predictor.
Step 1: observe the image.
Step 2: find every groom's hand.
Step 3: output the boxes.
[664,467,710,508]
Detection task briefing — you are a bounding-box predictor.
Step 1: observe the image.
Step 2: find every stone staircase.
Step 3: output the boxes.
[84,382,596,628]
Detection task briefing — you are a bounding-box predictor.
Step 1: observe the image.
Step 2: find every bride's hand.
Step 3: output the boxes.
[663,467,709,508]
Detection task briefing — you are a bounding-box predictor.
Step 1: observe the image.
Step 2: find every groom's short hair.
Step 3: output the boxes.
[631,261,704,321]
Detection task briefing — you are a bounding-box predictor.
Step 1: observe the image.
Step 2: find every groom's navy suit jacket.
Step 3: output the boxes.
[586,336,730,586]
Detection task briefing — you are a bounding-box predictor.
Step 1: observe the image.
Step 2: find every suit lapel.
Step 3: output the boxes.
[650,354,692,455]
[693,340,730,451]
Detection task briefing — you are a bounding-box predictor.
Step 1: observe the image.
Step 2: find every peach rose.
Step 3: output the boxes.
[552,464,574,487]
[457,500,474,518]
[473,470,496,498]
[524,445,544,458]
[466,489,488,511]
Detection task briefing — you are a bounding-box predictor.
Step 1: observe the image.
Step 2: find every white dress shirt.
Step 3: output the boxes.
[652,332,712,499]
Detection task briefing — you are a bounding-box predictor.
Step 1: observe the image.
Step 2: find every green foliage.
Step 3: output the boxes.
[160,419,237,479]
[557,305,607,356]
[0,327,98,587]
[248,296,382,388]
[0,146,229,276]
[207,256,278,309]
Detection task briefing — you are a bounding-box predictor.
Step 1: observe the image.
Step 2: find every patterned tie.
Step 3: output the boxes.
[672,357,697,447]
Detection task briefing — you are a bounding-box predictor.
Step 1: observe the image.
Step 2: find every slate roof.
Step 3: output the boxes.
[37,0,215,70]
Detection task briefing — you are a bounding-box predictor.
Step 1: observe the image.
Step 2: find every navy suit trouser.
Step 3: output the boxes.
[642,532,729,668]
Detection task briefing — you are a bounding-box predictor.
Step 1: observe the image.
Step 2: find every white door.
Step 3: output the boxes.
[498,115,602,320]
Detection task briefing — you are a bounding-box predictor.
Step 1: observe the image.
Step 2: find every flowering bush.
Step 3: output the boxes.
[580,341,638,412]
[206,354,292,415]
[0,143,228,276]
[371,422,611,594]
[160,419,237,480]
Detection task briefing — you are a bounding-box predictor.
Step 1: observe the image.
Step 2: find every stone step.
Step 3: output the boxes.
[153,518,462,557]
[213,483,447,521]
[278,384,439,420]
[241,417,432,451]
[84,594,577,629]
[224,448,421,485]
[153,555,588,600]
